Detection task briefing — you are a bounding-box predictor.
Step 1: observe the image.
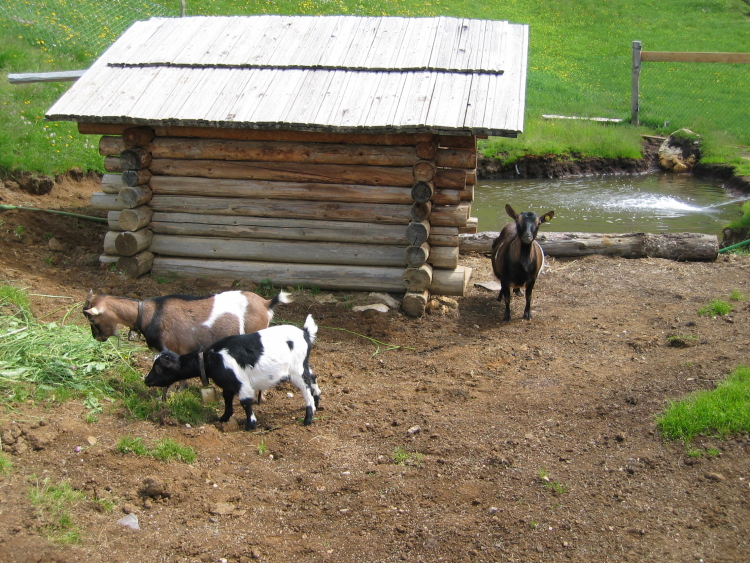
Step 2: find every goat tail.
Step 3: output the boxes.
[303,314,318,343]
[270,291,292,309]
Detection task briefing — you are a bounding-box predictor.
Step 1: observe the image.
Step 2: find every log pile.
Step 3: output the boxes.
[86,124,477,315]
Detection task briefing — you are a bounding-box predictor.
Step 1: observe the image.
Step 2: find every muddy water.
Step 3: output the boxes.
[473,173,747,235]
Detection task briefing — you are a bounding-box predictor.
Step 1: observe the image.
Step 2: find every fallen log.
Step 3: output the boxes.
[459,231,719,261]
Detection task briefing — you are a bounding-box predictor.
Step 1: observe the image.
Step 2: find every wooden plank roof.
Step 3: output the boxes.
[47,15,529,136]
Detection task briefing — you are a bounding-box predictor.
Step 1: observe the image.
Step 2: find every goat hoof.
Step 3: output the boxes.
[245,420,257,431]
[219,415,231,423]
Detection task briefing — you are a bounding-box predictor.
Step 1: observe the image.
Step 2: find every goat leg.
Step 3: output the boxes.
[239,397,258,431]
[219,388,235,423]
[523,282,535,320]
[499,286,512,321]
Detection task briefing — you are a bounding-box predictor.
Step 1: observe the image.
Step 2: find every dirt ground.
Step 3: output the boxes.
[1,177,750,563]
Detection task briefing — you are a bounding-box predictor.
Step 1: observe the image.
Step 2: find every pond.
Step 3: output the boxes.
[472,173,748,235]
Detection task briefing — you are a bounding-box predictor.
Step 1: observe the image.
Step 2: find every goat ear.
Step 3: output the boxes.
[541,211,555,223]
[505,204,518,219]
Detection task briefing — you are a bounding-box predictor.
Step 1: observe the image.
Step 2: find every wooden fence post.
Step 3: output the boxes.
[632,40,642,126]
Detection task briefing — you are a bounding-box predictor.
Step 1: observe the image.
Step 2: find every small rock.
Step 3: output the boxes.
[116,513,140,531]
[407,425,421,436]
[368,292,400,309]
[87,435,97,446]
[352,303,389,313]
[705,472,726,482]
[210,502,236,515]
[488,506,499,514]
[121,502,139,515]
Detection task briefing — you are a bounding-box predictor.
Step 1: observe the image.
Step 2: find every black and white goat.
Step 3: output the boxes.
[82,290,288,355]
[145,315,321,430]
[491,204,554,321]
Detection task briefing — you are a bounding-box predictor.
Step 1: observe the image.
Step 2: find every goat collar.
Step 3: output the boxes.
[127,300,145,341]
[197,350,209,387]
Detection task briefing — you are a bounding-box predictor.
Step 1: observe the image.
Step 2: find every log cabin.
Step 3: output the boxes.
[46,15,529,316]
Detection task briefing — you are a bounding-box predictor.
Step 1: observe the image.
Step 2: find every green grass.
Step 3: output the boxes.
[116,435,197,463]
[2,0,750,176]
[657,365,750,443]
[697,299,733,317]
[28,477,86,544]
[538,467,568,495]
[392,446,423,466]
[0,451,13,475]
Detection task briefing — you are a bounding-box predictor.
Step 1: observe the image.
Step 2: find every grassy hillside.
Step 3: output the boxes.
[1,0,749,176]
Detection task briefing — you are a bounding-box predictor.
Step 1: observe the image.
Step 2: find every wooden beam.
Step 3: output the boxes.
[150,234,407,267]
[429,266,472,296]
[151,258,408,292]
[8,70,85,84]
[641,51,750,63]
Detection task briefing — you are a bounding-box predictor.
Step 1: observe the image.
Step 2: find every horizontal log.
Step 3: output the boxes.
[117,251,154,278]
[427,226,459,247]
[402,264,433,292]
[404,243,430,268]
[99,136,125,156]
[413,160,436,182]
[436,148,476,169]
[151,258,408,292]
[121,147,152,170]
[435,168,467,190]
[458,231,719,261]
[150,235,406,267]
[466,169,476,186]
[430,265,472,296]
[430,204,471,227]
[103,231,118,256]
[459,216,478,234]
[90,192,128,211]
[101,174,122,194]
[99,254,119,265]
[78,122,131,135]
[427,246,459,269]
[122,169,152,187]
[118,185,153,208]
[104,156,123,173]
[459,184,475,202]
[432,188,461,206]
[438,135,476,150]
[150,158,416,187]
[401,290,429,317]
[150,195,412,224]
[115,229,153,257]
[110,206,153,232]
[415,141,438,160]
[405,220,430,246]
[123,127,155,148]
[150,137,419,166]
[154,126,422,146]
[150,212,408,244]
[411,180,434,204]
[149,176,417,205]
[410,201,432,222]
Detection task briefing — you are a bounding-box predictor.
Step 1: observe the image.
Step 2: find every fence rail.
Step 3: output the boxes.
[632,40,750,127]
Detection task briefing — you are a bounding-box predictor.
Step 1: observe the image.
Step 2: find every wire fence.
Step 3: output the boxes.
[633,42,750,144]
[0,1,175,63]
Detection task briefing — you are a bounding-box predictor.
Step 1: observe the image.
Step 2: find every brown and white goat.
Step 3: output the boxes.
[491,204,554,321]
[82,290,289,355]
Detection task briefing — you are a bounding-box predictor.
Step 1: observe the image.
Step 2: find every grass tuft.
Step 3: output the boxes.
[657,365,750,443]
[697,299,733,317]
[116,435,196,463]
[28,477,86,544]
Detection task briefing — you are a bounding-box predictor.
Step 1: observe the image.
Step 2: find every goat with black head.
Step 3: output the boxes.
[491,204,554,321]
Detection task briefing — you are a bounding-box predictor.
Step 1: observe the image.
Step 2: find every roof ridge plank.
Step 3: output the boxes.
[189,17,249,67]
[101,18,168,66]
[284,16,338,68]
[247,16,298,66]
[337,17,381,70]
[362,17,408,70]
[264,16,316,68]
[125,17,208,66]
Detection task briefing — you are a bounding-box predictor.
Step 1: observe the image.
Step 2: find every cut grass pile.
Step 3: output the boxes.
[657,365,750,444]
[0,284,139,401]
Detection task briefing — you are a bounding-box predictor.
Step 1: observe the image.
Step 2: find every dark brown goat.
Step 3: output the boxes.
[82,290,288,355]
[491,204,554,321]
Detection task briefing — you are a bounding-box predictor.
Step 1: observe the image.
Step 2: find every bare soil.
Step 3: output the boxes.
[1,177,750,563]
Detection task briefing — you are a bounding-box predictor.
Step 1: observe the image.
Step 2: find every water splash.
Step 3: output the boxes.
[606,196,704,213]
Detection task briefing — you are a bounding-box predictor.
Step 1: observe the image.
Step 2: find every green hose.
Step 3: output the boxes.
[0,204,108,224]
[718,238,750,253]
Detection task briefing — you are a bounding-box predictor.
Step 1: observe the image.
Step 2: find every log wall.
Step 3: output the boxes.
[87,124,477,315]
